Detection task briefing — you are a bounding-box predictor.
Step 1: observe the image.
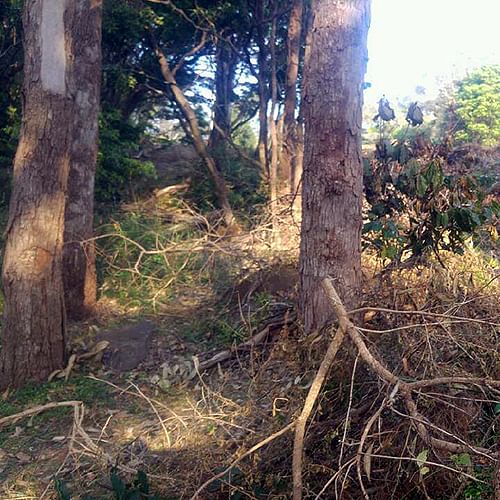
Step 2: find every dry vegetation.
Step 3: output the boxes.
[0,194,498,499]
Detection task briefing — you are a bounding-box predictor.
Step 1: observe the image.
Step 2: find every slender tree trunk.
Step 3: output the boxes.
[292,3,312,201]
[269,11,279,207]
[208,39,236,153]
[281,0,303,193]
[299,0,371,333]
[0,0,102,388]
[63,0,102,321]
[256,0,269,180]
[152,39,236,228]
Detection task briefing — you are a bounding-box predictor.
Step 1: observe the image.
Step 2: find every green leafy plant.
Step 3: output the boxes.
[110,469,157,500]
[363,138,499,263]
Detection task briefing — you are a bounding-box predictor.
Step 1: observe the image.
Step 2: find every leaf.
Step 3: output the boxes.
[416,175,428,197]
[110,470,127,499]
[55,479,72,500]
[451,453,472,467]
[135,470,150,493]
[420,466,430,476]
[416,449,428,468]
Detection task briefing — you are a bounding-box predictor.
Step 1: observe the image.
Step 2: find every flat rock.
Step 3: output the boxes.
[98,320,156,372]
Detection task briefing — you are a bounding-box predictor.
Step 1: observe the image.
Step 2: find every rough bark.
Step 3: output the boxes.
[299,0,371,333]
[281,0,303,193]
[152,37,235,228]
[63,0,102,321]
[0,0,99,388]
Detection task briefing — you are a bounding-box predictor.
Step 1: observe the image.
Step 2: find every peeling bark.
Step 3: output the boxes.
[0,0,98,388]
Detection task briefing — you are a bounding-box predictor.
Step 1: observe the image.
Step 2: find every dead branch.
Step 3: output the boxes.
[292,277,500,500]
[154,179,191,198]
[292,279,351,500]
[198,311,296,371]
[0,401,82,428]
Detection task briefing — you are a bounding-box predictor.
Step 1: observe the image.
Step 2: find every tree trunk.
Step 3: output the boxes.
[0,0,101,388]
[152,38,236,228]
[281,0,303,194]
[208,39,236,153]
[255,0,269,181]
[269,10,279,207]
[299,0,370,333]
[63,0,102,321]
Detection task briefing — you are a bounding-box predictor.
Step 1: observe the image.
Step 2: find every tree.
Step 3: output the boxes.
[0,0,103,389]
[208,38,238,153]
[150,31,236,228]
[0,0,23,204]
[281,0,303,195]
[299,0,371,333]
[454,65,500,147]
[63,0,102,320]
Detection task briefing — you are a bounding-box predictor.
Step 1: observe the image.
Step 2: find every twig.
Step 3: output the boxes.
[292,277,500,500]
[0,401,82,427]
[190,421,295,499]
[128,382,171,448]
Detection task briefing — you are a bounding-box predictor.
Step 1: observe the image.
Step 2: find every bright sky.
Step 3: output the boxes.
[365,0,500,104]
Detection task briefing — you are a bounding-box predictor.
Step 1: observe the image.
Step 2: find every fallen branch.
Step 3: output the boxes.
[0,401,82,428]
[154,179,191,198]
[198,311,296,371]
[292,277,500,500]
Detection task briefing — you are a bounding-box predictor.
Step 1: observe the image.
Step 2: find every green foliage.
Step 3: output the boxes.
[96,109,156,203]
[188,155,266,215]
[454,65,500,146]
[54,470,158,500]
[96,211,206,311]
[0,0,23,206]
[110,469,158,500]
[363,139,499,263]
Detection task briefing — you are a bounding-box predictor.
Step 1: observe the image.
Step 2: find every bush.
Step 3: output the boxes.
[363,138,499,263]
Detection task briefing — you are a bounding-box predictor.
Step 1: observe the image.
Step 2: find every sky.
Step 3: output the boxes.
[364,0,500,104]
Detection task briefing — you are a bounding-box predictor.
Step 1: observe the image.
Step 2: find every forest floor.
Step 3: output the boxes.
[0,153,499,499]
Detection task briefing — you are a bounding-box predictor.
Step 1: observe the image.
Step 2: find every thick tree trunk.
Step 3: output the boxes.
[299,0,370,333]
[152,40,235,228]
[0,0,101,388]
[208,40,236,153]
[63,0,102,321]
[281,0,303,193]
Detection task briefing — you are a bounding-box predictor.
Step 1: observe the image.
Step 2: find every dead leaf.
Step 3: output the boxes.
[363,310,376,323]
[363,443,374,481]
[15,452,31,463]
